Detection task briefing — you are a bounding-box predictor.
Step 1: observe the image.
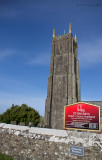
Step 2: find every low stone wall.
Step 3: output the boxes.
[0,123,102,160]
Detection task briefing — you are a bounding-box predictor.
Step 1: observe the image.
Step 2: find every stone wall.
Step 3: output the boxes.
[0,123,102,160]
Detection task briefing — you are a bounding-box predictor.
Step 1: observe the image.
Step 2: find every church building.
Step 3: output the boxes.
[44,23,80,129]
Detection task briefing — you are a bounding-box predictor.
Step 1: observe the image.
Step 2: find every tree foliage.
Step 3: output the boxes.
[0,104,40,126]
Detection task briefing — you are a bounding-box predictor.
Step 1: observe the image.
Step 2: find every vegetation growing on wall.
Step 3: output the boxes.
[0,104,40,126]
[0,153,13,160]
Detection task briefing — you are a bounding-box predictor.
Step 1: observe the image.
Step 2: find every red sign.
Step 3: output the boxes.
[64,102,101,132]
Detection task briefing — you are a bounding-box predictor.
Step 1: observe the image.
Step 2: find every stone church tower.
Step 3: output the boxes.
[44,23,80,129]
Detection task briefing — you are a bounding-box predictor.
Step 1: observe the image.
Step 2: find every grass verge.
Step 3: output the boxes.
[0,153,13,160]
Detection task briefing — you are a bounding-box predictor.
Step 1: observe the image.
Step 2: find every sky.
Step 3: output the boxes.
[0,0,102,116]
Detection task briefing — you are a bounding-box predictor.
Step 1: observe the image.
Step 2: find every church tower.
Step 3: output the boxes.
[44,23,80,129]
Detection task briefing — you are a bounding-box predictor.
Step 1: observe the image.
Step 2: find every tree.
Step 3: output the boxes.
[0,104,40,126]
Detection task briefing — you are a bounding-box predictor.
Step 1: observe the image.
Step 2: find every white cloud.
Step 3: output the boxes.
[0,76,34,90]
[78,38,102,67]
[0,49,17,61]
[0,91,45,116]
[28,53,50,66]
[0,75,46,116]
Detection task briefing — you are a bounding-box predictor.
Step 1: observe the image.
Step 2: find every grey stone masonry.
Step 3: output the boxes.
[44,26,80,129]
[0,123,102,160]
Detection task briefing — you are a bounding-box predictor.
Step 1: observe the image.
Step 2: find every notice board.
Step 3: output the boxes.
[64,102,101,132]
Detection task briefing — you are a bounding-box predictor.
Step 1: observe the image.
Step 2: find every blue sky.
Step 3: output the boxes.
[0,0,102,116]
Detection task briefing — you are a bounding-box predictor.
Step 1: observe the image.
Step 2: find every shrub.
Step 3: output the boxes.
[0,104,40,126]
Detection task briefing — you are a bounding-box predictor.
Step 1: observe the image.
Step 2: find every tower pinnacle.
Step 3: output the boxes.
[75,34,77,43]
[53,28,55,38]
[69,22,72,33]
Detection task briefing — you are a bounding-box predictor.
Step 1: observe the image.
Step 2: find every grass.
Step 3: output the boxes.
[0,153,13,160]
